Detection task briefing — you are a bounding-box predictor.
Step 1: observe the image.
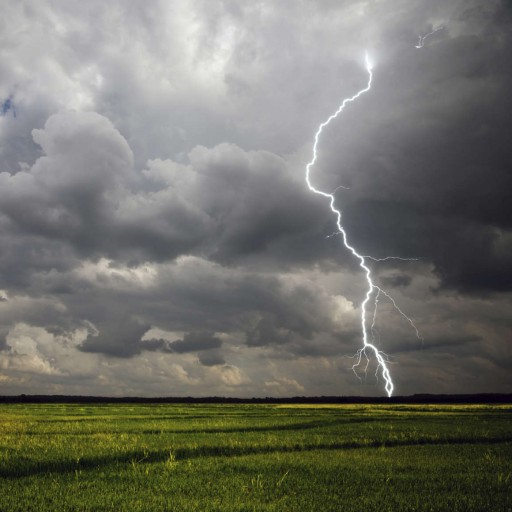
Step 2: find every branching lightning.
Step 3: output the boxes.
[305,53,421,397]
[361,255,420,262]
[416,26,443,48]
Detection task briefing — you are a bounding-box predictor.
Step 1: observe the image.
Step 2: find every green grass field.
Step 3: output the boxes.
[1,403,511,511]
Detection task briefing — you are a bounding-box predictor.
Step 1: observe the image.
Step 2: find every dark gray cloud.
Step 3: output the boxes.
[80,318,149,358]
[144,331,228,367]
[380,274,413,289]
[169,332,223,353]
[314,10,512,294]
[198,349,226,367]
[141,332,223,356]
[0,0,510,397]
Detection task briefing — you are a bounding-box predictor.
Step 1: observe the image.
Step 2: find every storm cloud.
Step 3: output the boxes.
[0,0,510,397]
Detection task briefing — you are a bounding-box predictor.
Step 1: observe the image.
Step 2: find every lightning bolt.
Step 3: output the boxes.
[416,26,443,48]
[305,53,421,397]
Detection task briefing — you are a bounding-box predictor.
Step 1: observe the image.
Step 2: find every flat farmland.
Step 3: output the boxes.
[0,403,511,511]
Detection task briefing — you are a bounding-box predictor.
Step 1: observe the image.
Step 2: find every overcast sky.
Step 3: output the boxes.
[0,0,510,397]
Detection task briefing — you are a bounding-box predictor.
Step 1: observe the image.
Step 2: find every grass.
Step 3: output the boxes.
[0,403,511,511]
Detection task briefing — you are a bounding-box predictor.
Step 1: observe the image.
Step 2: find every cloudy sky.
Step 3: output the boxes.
[0,0,510,397]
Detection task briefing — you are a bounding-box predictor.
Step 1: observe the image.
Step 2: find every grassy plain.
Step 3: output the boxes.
[0,402,511,511]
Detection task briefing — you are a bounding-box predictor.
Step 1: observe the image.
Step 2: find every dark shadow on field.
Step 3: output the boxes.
[33,410,372,423]
[35,413,284,423]
[139,417,378,435]
[24,411,509,436]
[20,417,383,436]
[3,435,512,479]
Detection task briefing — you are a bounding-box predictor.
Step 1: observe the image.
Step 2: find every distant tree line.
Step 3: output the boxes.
[0,393,511,404]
